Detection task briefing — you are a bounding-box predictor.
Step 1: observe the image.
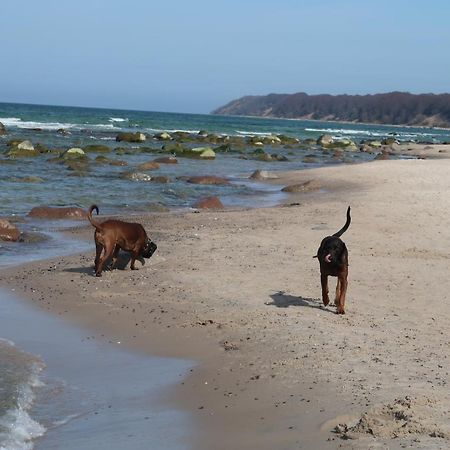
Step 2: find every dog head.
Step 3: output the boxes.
[141,239,157,259]
[317,236,346,265]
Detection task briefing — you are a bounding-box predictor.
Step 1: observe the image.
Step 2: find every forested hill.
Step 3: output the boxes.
[212,92,450,127]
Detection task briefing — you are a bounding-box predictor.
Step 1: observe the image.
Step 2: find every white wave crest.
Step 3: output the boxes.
[0,342,46,450]
[0,117,75,131]
[236,130,273,136]
[109,117,128,123]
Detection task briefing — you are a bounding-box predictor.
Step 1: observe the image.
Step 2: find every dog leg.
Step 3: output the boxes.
[336,273,347,314]
[96,243,115,277]
[321,273,330,306]
[94,242,103,275]
[109,246,120,270]
[130,251,140,270]
[334,278,341,307]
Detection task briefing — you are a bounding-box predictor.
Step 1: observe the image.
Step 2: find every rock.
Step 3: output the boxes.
[83,144,111,153]
[6,140,39,157]
[19,176,45,183]
[18,140,34,151]
[18,232,49,244]
[63,148,86,159]
[120,171,153,182]
[0,218,20,241]
[190,147,216,159]
[27,206,87,220]
[136,161,160,170]
[154,132,172,140]
[317,134,357,150]
[0,122,6,135]
[149,176,170,183]
[109,159,128,166]
[186,176,229,185]
[153,156,178,164]
[116,132,146,142]
[281,180,321,193]
[249,170,279,180]
[317,134,334,147]
[193,196,224,209]
[262,135,282,145]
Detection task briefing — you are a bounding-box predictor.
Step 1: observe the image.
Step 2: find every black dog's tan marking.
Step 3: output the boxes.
[315,206,351,314]
[88,205,157,277]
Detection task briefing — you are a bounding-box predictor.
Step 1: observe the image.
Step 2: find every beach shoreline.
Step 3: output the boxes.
[2,157,450,449]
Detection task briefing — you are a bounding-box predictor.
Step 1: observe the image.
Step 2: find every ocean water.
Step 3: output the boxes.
[0,288,193,450]
[2,102,450,220]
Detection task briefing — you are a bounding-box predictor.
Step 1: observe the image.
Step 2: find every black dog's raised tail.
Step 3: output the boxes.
[332,206,351,238]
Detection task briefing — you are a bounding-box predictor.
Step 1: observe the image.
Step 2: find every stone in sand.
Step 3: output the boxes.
[0,218,20,241]
[193,196,224,209]
[27,206,87,220]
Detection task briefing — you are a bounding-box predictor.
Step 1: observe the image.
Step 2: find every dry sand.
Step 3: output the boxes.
[2,157,450,449]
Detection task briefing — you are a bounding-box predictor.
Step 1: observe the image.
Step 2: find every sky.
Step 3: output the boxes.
[1,0,450,114]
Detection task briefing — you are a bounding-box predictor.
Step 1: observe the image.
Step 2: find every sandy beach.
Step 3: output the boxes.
[2,155,450,449]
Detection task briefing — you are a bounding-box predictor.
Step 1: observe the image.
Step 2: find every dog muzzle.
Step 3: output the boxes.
[142,240,157,258]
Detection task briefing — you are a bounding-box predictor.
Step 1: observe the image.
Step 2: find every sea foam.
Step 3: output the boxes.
[0,340,46,450]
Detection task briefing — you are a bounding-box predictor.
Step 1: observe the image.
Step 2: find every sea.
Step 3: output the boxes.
[1,102,450,449]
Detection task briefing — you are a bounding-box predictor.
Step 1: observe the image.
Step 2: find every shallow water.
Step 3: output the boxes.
[0,288,194,450]
[2,102,447,218]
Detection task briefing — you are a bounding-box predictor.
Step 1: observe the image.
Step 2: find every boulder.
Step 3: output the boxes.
[149,176,170,183]
[136,161,160,170]
[83,144,111,153]
[116,132,146,143]
[154,132,172,140]
[189,147,216,159]
[262,135,282,145]
[153,156,178,164]
[6,140,39,157]
[120,171,153,182]
[27,206,87,220]
[193,196,224,209]
[18,140,34,151]
[249,170,279,180]
[0,218,20,241]
[63,148,86,159]
[317,134,334,147]
[186,176,229,185]
[0,122,6,135]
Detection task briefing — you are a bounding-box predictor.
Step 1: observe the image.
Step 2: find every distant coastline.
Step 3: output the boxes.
[212,91,450,128]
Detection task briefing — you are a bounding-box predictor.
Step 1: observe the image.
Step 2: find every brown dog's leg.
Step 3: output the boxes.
[94,242,103,275]
[336,272,348,314]
[130,251,140,270]
[110,246,120,270]
[321,273,330,306]
[96,243,115,277]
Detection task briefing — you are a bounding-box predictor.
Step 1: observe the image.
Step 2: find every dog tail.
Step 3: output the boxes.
[332,206,351,238]
[87,204,102,230]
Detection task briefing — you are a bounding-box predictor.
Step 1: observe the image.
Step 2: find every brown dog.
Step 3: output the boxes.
[87,205,157,277]
[315,206,351,314]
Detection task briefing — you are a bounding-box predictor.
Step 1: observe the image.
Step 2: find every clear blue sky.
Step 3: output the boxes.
[1,0,450,113]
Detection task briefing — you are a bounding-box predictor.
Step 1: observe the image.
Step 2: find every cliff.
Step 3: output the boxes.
[212,92,450,127]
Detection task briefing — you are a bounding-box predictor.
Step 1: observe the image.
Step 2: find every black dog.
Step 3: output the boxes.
[315,206,351,314]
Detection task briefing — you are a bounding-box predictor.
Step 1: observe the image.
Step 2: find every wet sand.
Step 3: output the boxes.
[2,157,450,449]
